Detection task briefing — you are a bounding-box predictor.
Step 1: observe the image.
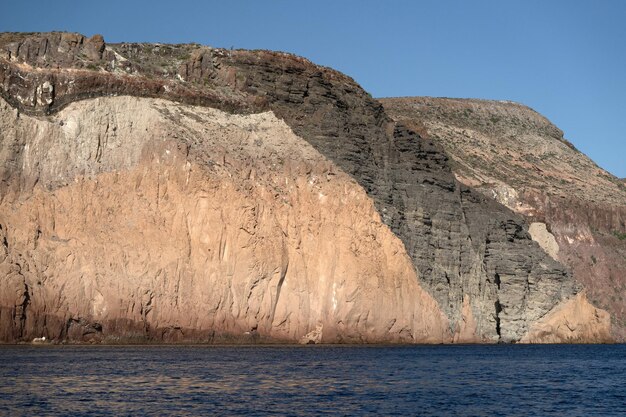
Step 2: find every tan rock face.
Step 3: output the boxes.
[0,96,449,343]
[528,222,559,261]
[521,293,611,343]
[452,295,480,343]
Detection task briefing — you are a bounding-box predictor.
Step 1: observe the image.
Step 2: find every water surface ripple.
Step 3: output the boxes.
[1,344,625,416]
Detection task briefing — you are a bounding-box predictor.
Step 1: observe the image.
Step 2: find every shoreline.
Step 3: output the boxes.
[0,341,620,347]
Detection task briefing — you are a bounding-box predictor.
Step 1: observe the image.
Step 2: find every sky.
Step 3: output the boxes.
[2,0,625,177]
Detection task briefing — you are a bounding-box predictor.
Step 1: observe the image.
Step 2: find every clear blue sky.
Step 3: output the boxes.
[2,0,625,177]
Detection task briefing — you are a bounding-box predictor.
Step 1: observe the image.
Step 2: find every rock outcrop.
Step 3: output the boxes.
[521,293,612,343]
[381,97,625,340]
[0,32,611,343]
[0,96,448,343]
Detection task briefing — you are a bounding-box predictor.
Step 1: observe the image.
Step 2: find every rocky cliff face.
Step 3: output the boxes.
[0,32,611,343]
[381,97,625,340]
[0,96,449,343]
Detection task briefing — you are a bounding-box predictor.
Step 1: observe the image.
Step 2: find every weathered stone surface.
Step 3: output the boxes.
[521,293,612,343]
[381,124,580,342]
[190,44,585,343]
[528,222,559,260]
[0,32,260,117]
[0,96,449,343]
[0,32,608,343]
[381,96,625,340]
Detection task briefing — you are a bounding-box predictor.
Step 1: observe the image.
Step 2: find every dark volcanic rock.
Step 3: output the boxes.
[386,124,576,341]
[381,96,625,340]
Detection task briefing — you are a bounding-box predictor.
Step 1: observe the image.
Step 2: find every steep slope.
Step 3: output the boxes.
[0,95,449,343]
[381,97,626,340]
[0,32,611,343]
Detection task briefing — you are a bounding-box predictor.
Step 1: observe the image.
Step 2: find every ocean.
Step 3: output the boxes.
[1,344,625,416]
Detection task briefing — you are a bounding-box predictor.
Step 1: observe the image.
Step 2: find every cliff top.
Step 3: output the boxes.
[0,31,364,117]
[380,96,626,207]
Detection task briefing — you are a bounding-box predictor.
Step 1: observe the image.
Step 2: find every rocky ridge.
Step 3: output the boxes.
[0,32,611,343]
[380,97,625,340]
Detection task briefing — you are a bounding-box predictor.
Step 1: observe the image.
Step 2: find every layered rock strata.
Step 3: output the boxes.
[0,32,611,343]
[381,97,625,340]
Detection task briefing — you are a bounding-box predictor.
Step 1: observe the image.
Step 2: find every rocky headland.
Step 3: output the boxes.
[0,32,613,343]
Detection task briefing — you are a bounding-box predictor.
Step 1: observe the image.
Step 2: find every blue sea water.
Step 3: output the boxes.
[0,344,625,416]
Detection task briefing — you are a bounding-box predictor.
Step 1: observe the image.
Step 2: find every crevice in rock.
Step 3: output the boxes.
[494,299,502,340]
[63,317,79,339]
[270,255,288,326]
[17,281,30,339]
[140,291,154,338]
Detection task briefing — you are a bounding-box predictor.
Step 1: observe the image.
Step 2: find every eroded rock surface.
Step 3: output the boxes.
[381,96,625,340]
[528,222,559,261]
[0,96,449,343]
[521,293,612,343]
[0,32,610,343]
